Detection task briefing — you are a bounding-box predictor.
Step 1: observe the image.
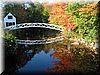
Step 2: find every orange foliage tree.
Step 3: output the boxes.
[43,2,76,30]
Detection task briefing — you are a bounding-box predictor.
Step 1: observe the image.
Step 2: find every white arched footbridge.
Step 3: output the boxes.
[5,23,65,32]
[5,23,65,45]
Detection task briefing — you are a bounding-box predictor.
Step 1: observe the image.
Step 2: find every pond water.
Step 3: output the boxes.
[4,40,97,75]
[16,48,59,74]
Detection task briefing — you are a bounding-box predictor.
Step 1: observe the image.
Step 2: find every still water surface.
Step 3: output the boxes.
[17,48,59,74]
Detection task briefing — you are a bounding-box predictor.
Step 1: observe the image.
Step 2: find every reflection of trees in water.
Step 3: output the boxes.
[4,45,38,74]
[4,42,55,74]
[4,44,57,74]
[15,45,44,70]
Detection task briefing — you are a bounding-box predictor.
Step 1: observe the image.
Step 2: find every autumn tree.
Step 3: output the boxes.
[45,2,66,26]
[44,2,76,31]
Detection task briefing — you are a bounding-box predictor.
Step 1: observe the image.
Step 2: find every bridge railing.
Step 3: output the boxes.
[5,23,65,31]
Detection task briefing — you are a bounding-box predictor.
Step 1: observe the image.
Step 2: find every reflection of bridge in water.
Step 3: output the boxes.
[16,36,64,45]
[5,23,65,45]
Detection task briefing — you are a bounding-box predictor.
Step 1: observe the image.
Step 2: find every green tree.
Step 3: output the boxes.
[65,2,97,42]
[26,2,49,23]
